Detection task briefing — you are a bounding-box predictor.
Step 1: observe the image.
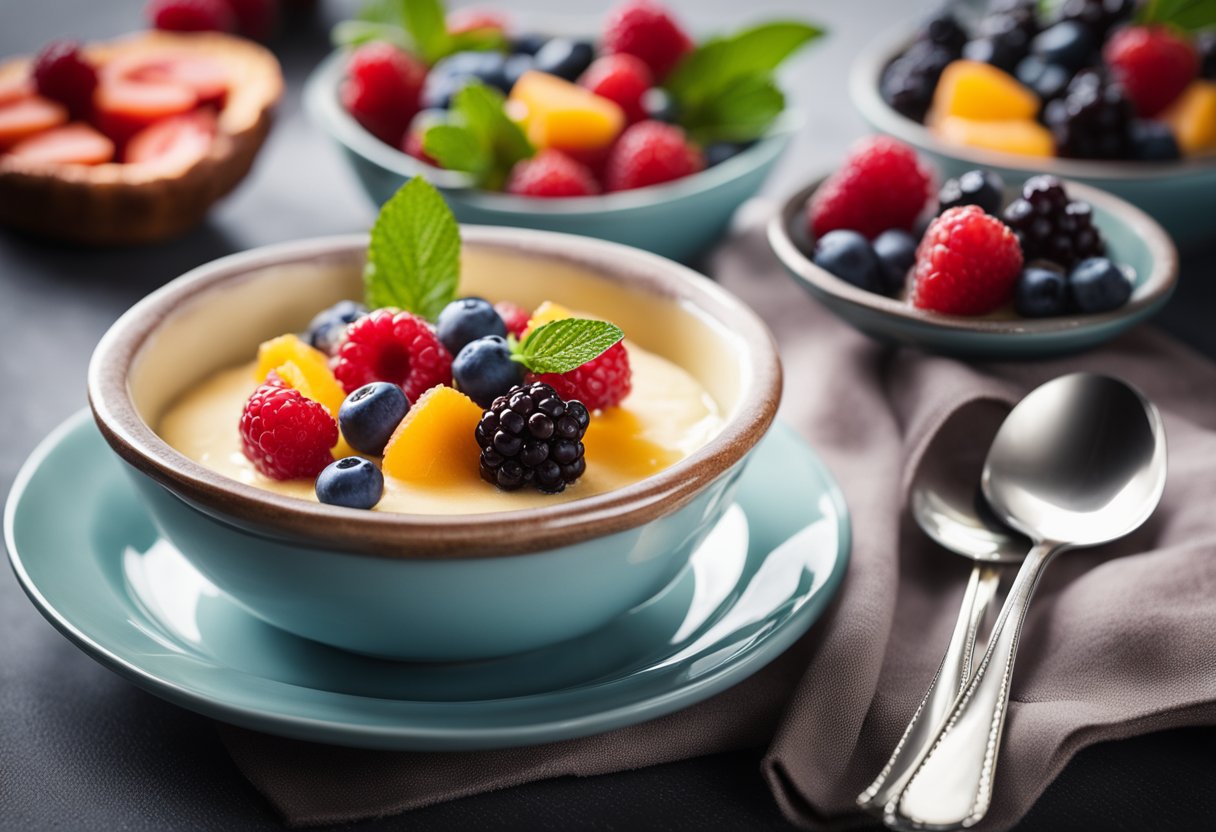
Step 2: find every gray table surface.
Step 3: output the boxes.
[2,1,1214,830]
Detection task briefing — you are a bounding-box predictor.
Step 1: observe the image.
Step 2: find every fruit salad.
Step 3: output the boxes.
[158,179,724,513]
[804,137,1135,318]
[882,0,1216,160]
[329,0,822,197]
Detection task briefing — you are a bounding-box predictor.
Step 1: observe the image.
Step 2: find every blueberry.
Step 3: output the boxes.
[1068,257,1132,313]
[436,297,507,356]
[704,142,750,167]
[339,382,410,456]
[1130,120,1181,161]
[503,54,533,88]
[532,38,594,81]
[453,336,525,407]
[811,230,885,294]
[1014,55,1071,101]
[1014,266,1069,317]
[305,300,367,355]
[429,50,512,95]
[962,37,1024,73]
[872,230,918,295]
[316,457,384,510]
[1030,22,1096,72]
[642,88,679,122]
[939,168,1006,216]
[511,33,549,56]
[421,73,468,109]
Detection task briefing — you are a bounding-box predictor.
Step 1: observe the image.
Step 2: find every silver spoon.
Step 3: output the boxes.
[857,410,1028,814]
[889,373,1167,830]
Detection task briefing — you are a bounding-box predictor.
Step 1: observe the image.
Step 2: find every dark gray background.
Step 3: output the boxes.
[2,1,1214,830]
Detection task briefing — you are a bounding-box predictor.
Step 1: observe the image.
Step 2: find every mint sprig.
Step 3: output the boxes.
[335,0,506,61]
[364,178,461,320]
[1138,0,1216,31]
[511,319,624,375]
[422,82,534,191]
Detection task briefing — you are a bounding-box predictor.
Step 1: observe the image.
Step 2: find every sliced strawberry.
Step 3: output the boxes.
[93,76,198,143]
[8,122,115,165]
[0,76,36,107]
[124,109,215,168]
[0,95,68,150]
[107,54,229,108]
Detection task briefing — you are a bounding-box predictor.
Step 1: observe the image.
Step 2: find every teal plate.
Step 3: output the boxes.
[5,412,850,751]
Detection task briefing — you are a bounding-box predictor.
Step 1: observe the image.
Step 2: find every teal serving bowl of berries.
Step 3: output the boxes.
[85,227,782,662]
[769,165,1178,359]
[849,2,1216,250]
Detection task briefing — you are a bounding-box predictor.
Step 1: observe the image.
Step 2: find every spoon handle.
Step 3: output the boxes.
[889,542,1059,829]
[856,564,1002,813]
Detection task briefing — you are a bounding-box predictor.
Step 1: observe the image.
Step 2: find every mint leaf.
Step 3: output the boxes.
[332,19,411,49]
[364,178,461,320]
[423,124,492,175]
[400,0,452,64]
[512,319,624,375]
[1139,0,1216,31]
[449,27,509,53]
[421,82,533,190]
[340,0,506,61]
[681,74,786,144]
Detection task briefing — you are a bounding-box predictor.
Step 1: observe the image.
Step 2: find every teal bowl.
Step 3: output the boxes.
[304,50,800,262]
[86,229,781,661]
[769,177,1177,359]
[850,27,1216,251]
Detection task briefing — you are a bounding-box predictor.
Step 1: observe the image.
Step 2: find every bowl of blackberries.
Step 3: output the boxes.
[305,0,821,261]
[850,0,1216,249]
[768,136,1177,359]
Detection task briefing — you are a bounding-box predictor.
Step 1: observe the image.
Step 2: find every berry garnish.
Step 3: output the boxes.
[333,309,453,403]
[881,40,957,122]
[1105,25,1198,118]
[342,42,427,147]
[1130,119,1181,161]
[1043,70,1135,160]
[602,0,693,81]
[1028,21,1095,73]
[527,340,632,412]
[872,229,918,296]
[315,457,384,510]
[1068,256,1132,313]
[453,335,525,408]
[1002,175,1104,268]
[579,53,653,123]
[495,301,531,338]
[1014,266,1069,318]
[505,149,600,197]
[938,169,1005,216]
[809,136,933,239]
[603,120,703,192]
[446,7,508,36]
[532,38,596,82]
[31,40,97,119]
[240,381,338,480]
[146,0,237,33]
[476,381,590,493]
[812,230,886,295]
[1056,0,1134,41]
[305,299,367,356]
[436,297,509,356]
[911,205,1024,316]
[338,381,410,456]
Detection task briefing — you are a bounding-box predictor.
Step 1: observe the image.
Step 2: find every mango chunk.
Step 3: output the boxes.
[1159,81,1216,156]
[381,386,483,486]
[930,60,1039,123]
[255,334,346,417]
[933,116,1054,157]
[583,407,681,478]
[509,70,624,152]
[523,300,574,336]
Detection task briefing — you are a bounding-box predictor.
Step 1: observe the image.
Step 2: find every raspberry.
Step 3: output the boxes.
[911,205,1024,316]
[333,309,452,403]
[603,120,703,192]
[602,0,693,81]
[527,341,631,411]
[494,301,531,338]
[809,136,933,239]
[446,8,508,35]
[506,149,600,197]
[146,0,237,33]
[1002,175,1104,268]
[1104,25,1198,118]
[239,381,338,480]
[31,40,98,120]
[227,0,279,41]
[341,42,427,147]
[579,53,653,123]
[476,381,590,493]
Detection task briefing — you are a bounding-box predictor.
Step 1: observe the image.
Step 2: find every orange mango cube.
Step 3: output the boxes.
[509,70,624,152]
[933,116,1054,157]
[930,60,1039,123]
[255,334,347,417]
[523,300,574,336]
[1160,81,1216,156]
[381,386,484,486]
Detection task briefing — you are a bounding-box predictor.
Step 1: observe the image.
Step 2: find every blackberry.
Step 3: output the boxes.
[476,381,590,494]
[1002,175,1105,268]
[1055,0,1134,41]
[881,40,957,122]
[966,9,1039,73]
[918,11,968,53]
[1043,70,1135,159]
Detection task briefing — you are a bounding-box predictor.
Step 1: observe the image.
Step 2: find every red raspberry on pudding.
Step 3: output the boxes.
[528,341,632,411]
[239,381,337,480]
[333,309,453,403]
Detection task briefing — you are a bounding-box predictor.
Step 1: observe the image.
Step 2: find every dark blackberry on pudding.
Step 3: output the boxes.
[1003,175,1105,268]
[476,381,590,493]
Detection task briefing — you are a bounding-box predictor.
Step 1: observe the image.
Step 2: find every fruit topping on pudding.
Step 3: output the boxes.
[804,137,1135,318]
[332,0,823,196]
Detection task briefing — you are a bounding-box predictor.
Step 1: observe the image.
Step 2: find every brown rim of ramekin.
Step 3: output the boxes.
[87,228,782,560]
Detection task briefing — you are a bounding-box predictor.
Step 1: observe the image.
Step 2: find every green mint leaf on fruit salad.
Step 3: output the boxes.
[511,319,625,375]
[364,178,461,320]
[335,0,505,59]
[422,83,534,191]
[1138,0,1216,32]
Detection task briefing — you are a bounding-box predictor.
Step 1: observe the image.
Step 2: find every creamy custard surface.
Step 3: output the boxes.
[159,343,723,514]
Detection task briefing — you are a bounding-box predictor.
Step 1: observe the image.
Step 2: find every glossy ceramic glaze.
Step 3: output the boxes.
[769,178,1177,360]
[850,26,1216,250]
[5,413,849,750]
[304,50,800,262]
[86,230,781,660]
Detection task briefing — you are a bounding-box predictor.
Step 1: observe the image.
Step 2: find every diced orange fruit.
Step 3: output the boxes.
[929,60,1039,123]
[381,386,484,486]
[933,116,1054,157]
[0,76,34,107]
[93,76,198,143]
[1159,81,1216,156]
[124,110,215,169]
[0,95,68,150]
[522,300,574,337]
[8,122,115,165]
[255,334,347,417]
[107,54,229,108]
[583,407,680,478]
[509,70,625,152]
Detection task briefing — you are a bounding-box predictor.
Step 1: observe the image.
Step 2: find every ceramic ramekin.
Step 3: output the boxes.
[87,228,781,661]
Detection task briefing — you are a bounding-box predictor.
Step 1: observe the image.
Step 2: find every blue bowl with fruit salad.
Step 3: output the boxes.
[849,0,1216,250]
[768,137,1177,359]
[305,0,819,262]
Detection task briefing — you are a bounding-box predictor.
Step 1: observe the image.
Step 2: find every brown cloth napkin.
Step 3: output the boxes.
[221,221,1216,829]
